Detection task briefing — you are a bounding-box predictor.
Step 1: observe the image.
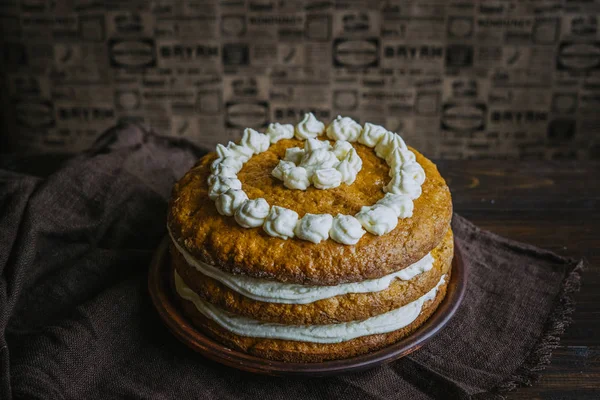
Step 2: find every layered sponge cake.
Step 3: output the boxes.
[167,114,453,362]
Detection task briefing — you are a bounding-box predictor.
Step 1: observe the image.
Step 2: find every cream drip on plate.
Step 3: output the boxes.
[169,228,435,304]
[174,271,446,343]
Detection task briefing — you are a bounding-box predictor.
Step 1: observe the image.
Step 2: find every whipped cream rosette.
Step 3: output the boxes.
[205,113,426,245]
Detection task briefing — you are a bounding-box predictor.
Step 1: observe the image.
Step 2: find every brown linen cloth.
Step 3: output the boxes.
[0,124,583,400]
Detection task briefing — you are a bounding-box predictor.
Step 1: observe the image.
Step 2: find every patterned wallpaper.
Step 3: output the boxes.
[1,0,599,159]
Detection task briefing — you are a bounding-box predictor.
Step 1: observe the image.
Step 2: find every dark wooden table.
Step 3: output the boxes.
[436,160,600,399]
[2,155,599,398]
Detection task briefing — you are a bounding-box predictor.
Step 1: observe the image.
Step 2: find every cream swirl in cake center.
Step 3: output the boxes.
[271,138,363,190]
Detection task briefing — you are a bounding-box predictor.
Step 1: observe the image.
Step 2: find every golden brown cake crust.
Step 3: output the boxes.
[176,272,450,363]
[168,138,452,285]
[172,229,453,325]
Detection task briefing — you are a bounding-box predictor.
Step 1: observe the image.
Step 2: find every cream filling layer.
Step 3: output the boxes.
[169,228,434,304]
[175,271,446,343]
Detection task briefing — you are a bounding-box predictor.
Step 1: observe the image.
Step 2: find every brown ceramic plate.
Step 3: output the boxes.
[148,236,467,377]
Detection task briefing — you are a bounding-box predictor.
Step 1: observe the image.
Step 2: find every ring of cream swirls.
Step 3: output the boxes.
[207,113,426,245]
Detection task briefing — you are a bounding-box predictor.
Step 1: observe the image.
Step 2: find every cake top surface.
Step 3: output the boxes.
[168,115,452,285]
[238,137,388,216]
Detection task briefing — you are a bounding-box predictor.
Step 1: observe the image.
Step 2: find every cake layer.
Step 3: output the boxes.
[172,229,453,324]
[168,140,452,286]
[170,224,439,304]
[176,270,445,343]
[175,270,450,362]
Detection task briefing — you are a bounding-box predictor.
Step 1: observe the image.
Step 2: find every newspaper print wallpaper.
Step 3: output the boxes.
[1,1,599,159]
